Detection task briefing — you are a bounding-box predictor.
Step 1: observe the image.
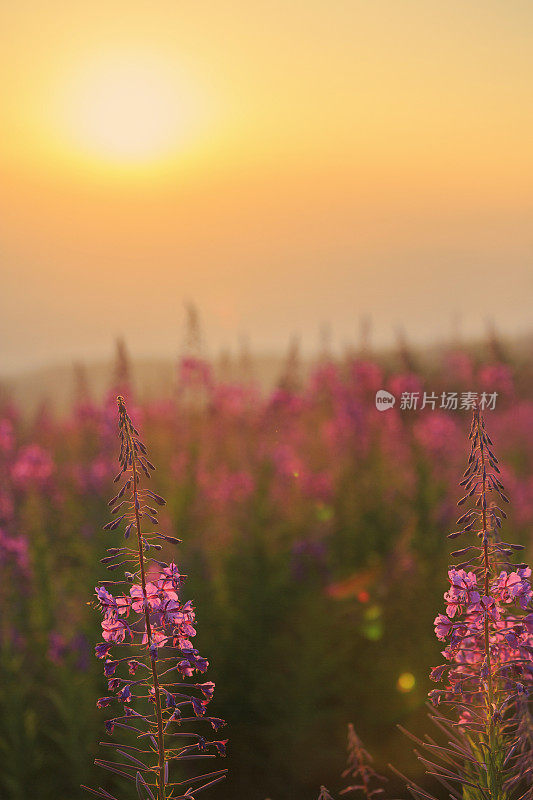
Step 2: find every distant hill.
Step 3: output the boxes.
[0,353,300,417]
[2,330,533,417]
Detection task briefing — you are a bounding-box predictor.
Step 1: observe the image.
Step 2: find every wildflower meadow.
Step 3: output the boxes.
[2,334,533,800]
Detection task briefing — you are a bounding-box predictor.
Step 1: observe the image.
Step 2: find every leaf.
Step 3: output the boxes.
[136,771,156,800]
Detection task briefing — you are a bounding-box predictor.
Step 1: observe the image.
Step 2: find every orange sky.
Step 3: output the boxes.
[1,1,533,372]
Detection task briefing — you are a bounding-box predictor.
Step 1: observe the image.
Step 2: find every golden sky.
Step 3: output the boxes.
[1,1,533,371]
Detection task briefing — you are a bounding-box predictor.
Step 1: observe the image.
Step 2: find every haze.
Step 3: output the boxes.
[1,1,533,373]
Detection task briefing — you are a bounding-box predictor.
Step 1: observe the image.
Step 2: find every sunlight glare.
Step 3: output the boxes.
[60,52,202,166]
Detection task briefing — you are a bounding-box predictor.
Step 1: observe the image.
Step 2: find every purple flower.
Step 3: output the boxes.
[213,740,228,756]
[118,685,132,703]
[434,613,454,641]
[87,396,227,798]
[95,643,112,659]
[11,444,54,489]
[177,660,194,677]
[101,617,129,643]
[208,718,226,731]
[429,407,533,762]
[198,681,215,699]
[130,582,160,613]
[191,696,208,717]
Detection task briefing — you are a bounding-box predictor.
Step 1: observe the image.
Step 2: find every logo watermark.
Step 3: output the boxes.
[375,390,498,412]
[375,390,396,411]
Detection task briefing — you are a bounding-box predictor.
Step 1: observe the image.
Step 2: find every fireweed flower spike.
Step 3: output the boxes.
[396,406,533,800]
[83,397,227,800]
[340,724,386,798]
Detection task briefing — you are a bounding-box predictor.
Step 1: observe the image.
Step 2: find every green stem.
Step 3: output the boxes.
[476,411,499,798]
[478,414,493,730]
[127,425,166,800]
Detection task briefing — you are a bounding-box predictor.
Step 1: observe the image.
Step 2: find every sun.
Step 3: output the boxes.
[59,52,202,166]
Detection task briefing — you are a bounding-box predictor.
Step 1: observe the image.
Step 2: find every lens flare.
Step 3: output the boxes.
[397,672,415,693]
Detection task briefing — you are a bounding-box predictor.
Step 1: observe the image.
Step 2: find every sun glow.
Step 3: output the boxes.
[58,52,204,167]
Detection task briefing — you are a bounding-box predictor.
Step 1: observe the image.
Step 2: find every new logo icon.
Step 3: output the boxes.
[375,390,396,411]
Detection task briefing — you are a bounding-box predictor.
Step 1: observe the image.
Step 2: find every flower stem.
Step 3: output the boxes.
[477,411,494,732]
[126,416,166,800]
[476,409,499,800]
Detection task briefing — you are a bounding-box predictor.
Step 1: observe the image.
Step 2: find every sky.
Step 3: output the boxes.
[1,0,533,373]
